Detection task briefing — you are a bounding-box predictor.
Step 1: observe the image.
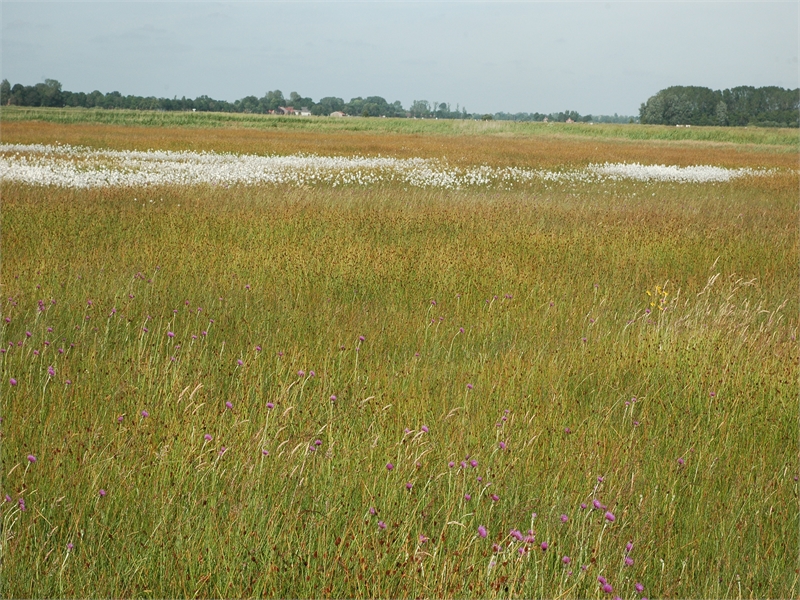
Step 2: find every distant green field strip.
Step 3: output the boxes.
[2,106,798,148]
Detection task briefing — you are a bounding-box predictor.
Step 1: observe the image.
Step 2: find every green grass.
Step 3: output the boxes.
[1,131,798,598]
[3,105,799,149]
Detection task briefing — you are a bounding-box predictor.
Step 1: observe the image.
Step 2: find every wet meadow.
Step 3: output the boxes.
[1,111,798,598]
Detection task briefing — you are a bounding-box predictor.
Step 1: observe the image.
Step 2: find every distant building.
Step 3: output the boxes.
[330,111,346,117]
[298,107,311,116]
[566,117,575,123]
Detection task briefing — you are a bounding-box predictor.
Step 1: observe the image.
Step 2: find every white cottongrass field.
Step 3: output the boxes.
[0,143,773,189]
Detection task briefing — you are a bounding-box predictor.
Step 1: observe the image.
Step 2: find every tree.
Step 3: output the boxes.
[0,79,10,105]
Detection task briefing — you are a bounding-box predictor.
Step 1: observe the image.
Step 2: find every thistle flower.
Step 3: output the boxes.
[386,462,394,471]
[478,525,487,538]
[27,454,36,463]
[605,511,616,522]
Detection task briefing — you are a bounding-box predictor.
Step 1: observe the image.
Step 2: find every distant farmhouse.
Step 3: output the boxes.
[271,106,312,116]
[329,111,346,117]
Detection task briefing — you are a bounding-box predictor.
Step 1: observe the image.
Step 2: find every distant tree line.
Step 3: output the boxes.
[0,78,633,123]
[640,85,799,127]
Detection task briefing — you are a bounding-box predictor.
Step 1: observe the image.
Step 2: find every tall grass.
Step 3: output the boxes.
[1,127,798,598]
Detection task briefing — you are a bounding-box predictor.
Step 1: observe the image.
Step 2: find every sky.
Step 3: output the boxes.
[1,1,797,116]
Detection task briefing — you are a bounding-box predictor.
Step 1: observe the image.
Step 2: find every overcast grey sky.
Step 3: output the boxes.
[2,1,797,115]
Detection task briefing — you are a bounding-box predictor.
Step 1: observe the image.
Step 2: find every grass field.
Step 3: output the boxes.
[1,109,798,598]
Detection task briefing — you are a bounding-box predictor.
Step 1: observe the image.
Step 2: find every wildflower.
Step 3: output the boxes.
[598,576,607,585]
[204,434,213,442]
[219,447,227,456]
[27,454,36,463]
[386,462,394,471]
[510,529,524,541]
[470,459,478,468]
[593,499,605,510]
[255,345,262,352]
[314,439,322,446]
[560,514,568,523]
[262,449,269,456]
[167,331,175,338]
[141,410,149,418]
[459,327,464,333]
[678,457,685,466]
[406,482,413,490]
[540,542,548,551]
[580,503,587,510]
[237,359,243,366]
[464,493,471,501]
[266,402,274,409]
[117,415,124,423]
[625,556,634,566]
[99,489,107,497]
[298,370,305,377]
[418,534,428,544]
[635,582,644,593]
[492,543,501,553]
[491,494,499,502]
[602,583,613,594]
[448,461,455,468]
[9,378,17,386]
[518,546,528,555]
[604,511,616,522]
[67,543,74,550]
[378,521,386,529]
[478,525,487,538]
[369,507,377,515]
[499,441,506,450]
[421,425,429,433]
[225,401,233,410]
[358,335,365,342]
[562,556,571,564]
[330,395,337,402]
[466,383,473,390]
[626,541,633,553]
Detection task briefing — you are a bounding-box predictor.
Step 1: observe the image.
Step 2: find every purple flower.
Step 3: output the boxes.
[330,395,337,402]
[9,378,17,386]
[117,415,124,423]
[167,331,175,338]
[141,410,149,418]
[466,383,473,390]
[314,439,322,446]
[369,506,377,515]
[204,434,213,442]
[386,463,394,471]
[298,370,305,377]
[624,556,634,566]
[510,529,523,541]
[421,425,429,433]
[477,525,487,538]
[219,447,227,456]
[626,541,633,553]
[266,402,274,409]
[448,461,455,468]
[580,503,587,510]
[597,576,607,585]
[237,359,243,366]
[262,449,269,456]
[499,441,507,450]
[255,345,262,352]
[678,457,685,466]
[464,493,471,501]
[67,543,74,550]
[406,482,413,490]
[604,511,616,522]
[602,583,613,594]
[635,582,644,593]
[26,331,32,338]
[593,499,605,510]
[540,542,548,551]
[358,335,365,342]
[377,520,386,530]
[562,556,571,564]
[490,494,499,502]
[27,454,37,463]
[225,401,233,410]
[47,365,55,377]
[470,459,478,468]
[418,534,428,544]
[99,489,107,497]
[560,514,568,523]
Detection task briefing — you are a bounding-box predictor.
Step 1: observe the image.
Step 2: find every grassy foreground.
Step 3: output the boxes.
[1,118,798,598]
